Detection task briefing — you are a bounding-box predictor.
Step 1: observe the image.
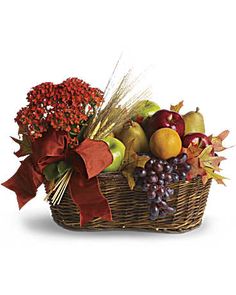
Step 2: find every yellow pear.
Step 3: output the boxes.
[183,107,205,135]
[116,121,149,153]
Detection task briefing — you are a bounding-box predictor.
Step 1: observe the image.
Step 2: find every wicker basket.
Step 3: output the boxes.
[49,172,212,233]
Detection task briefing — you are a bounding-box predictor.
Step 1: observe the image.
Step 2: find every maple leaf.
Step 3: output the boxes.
[210,130,230,152]
[210,156,226,171]
[198,145,227,185]
[182,143,203,159]
[170,100,184,113]
[187,157,205,180]
[121,139,150,190]
[122,170,136,190]
[183,143,228,185]
[201,173,210,185]
[11,134,32,157]
[204,167,228,185]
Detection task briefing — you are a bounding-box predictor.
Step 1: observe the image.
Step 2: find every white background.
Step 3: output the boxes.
[0,1,235,294]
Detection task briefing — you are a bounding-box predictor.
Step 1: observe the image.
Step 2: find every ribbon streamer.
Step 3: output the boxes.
[2,129,113,226]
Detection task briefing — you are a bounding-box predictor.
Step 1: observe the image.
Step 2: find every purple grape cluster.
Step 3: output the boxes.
[134,153,191,220]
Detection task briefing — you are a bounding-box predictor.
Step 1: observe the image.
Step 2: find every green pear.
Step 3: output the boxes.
[183,107,205,135]
[116,121,149,153]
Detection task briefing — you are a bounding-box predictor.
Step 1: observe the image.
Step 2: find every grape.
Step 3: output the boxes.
[150,203,159,220]
[145,158,155,170]
[166,206,175,214]
[145,162,152,170]
[145,159,156,170]
[159,173,165,180]
[142,182,151,192]
[155,196,162,203]
[134,167,143,178]
[134,154,189,221]
[153,162,163,173]
[177,153,188,164]
[150,184,158,191]
[165,173,172,183]
[182,163,191,172]
[170,157,179,165]
[163,190,170,201]
[166,188,174,196]
[140,169,147,177]
[172,173,179,183]
[157,179,165,186]
[147,175,158,184]
[147,170,156,176]
[156,186,165,197]
[179,171,187,180]
[173,165,178,171]
[164,164,173,173]
[147,190,156,200]
[150,213,159,221]
[160,200,169,208]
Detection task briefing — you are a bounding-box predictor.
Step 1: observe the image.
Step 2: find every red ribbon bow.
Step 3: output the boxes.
[2,129,113,226]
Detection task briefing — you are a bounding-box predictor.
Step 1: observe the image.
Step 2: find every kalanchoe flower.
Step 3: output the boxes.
[15,78,103,147]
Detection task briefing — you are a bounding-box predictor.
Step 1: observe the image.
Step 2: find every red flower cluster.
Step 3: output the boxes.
[15,78,103,146]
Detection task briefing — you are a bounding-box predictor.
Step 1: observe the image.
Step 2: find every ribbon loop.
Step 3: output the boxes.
[2,130,113,226]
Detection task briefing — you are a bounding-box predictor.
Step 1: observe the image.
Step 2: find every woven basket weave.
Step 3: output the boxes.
[49,173,212,233]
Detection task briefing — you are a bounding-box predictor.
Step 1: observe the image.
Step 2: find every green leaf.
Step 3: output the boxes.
[57,161,72,176]
[43,163,59,181]
[199,145,213,160]
[204,167,228,185]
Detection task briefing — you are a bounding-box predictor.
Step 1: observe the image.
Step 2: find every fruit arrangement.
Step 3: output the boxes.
[2,66,230,229]
[105,100,230,221]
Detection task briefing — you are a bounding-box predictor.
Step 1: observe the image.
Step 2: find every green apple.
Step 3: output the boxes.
[132,100,161,123]
[102,136,126,172]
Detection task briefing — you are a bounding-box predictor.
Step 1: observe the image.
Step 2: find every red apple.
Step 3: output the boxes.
[183,132,211,148]
[142,109,185,139]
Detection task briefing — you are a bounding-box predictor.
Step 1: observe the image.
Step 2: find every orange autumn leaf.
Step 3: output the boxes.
[187,157,205,179]
[170,100,184,113]
[209,130,230,152]
[121,139,150,190]
[182,143,203,159]
[184,142,228,185]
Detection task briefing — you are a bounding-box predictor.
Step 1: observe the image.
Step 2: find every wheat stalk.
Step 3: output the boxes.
[44,169,72,205]
[52,169,73,205]
[86,66,152,140]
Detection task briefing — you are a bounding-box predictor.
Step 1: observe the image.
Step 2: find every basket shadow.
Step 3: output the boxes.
[21,212,212,238]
